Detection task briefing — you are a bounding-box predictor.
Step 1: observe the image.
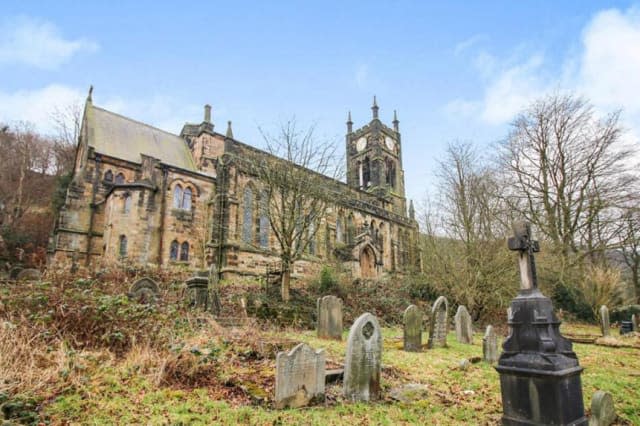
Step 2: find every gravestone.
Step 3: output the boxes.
[128,277,159,304]
[185,271,209,310]
[482,325,498,364]
[317,296,343,340]
[9,266,23,280]
[403,304,422,351]
[496,221,586,425]
[275,343,325,409]
[599,305,610,337]
[454,305,473,344]
[343,312,382,402]
[427,296,449,348]
[16,268,41,281]
[589,390,615,426]
[632,314,639,332]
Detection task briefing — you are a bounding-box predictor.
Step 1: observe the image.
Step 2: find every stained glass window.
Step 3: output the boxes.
[180,242,189,261]
[169,240,179,260]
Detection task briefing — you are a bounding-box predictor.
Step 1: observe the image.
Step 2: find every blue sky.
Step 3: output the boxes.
[2,1,640,205]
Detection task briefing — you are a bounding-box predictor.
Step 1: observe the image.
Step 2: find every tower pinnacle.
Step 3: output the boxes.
[347,111,353,133]
[393,110,399,132]
[372,95,379,119]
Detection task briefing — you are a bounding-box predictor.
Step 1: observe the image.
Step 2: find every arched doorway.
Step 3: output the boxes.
[360,245,376,278]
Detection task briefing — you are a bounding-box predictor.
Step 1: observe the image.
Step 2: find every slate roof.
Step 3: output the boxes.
[87,105,196,171]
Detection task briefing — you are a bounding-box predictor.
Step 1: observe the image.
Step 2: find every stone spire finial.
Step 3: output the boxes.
[393,110,399,132]
[347,111,353,133]
[226,121,234,139]
[87,85,93,103]
[409,200,415,220]
[372,95,379,119]
[204,104,212,123]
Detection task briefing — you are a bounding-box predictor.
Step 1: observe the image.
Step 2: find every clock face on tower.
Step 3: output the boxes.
[385,136,395,151]
[356,137,367,152]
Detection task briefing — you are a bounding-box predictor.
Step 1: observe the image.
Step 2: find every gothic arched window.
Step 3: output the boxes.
[242,186,254,243]
[385,158,396,188]
[180,241,189,261]
[336,215,344,243]
[182,187,192,210]
[115,173,125,184]
[119,235,127,257]
[258,191,269,248]
[123,194,132,213]
[362,157,371,188]
[169,240,179,261]
[173,185,183,209]
[104,170,113,182]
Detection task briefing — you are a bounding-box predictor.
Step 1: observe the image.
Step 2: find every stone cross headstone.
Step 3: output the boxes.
[599,305,610,337]
[497,221,586,425]
[454,305,473,344]
[427,296,449,349]
[128,277,159,304]
[343,312,382,402]
[507,221,540,290]
[589,390,616,426]
[482,325,499,364]
[275,343,325,409]
[317,295,343,340]
[403,304,422,351]
[632,313,639,332]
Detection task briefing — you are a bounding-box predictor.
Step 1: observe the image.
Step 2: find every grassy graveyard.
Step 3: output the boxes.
[0,272,639,425]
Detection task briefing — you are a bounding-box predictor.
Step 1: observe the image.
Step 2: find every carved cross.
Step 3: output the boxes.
[508,221,540,290]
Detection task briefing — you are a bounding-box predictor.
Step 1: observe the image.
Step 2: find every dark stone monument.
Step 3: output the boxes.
[186,271,209,310]
[496,221,586,425]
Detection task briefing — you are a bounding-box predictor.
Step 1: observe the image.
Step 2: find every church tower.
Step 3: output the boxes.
[346,97,407,216]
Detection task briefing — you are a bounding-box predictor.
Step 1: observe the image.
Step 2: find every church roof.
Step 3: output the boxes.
[87,105,196,171]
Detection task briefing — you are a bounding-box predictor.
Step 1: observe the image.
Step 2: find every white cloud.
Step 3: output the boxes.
[0,16,98,69]
[445,5,640,141]
[454,34,489,56]
[0,84,201,136]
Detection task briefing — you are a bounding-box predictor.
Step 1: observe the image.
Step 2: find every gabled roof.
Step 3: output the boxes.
[87,105,196,171]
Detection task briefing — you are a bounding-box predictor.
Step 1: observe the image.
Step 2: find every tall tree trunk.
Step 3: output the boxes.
[281,262,291,301]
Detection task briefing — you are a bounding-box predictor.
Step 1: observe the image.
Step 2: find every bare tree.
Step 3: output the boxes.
[51,102,82,175]
[496,94,636,275]
[242,120,343,301]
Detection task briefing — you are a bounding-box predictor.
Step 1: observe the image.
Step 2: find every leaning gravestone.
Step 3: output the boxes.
[403,304,422,351]
[427,296,449,348]
[599,305,610,337]
[128,277,159,304]
[317,295,343,340]
[343,312,382,402]
[454,305,473,344]
[482,325,498,364]
[16,268,41,281]
[589,390,616,426]
[275,343,325,409]
[9,266,23,280]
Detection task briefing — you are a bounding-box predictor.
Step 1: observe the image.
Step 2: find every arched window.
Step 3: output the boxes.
[346,214,355,245]
[119,235,127,257]
[182,187,192,210]
[336,215,344,243]
[242,186,254,243]
[115,173,125,184]
[385,158,396,188]
[180,241,189,261]
[169,240,179,261]
[104,170,113,182]
[123,194,132,213]
[258,191,269,248]
[363,157,371,188]
[173,185,183,209]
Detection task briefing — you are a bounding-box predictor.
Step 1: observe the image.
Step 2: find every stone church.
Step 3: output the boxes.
[51,89,420,279]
